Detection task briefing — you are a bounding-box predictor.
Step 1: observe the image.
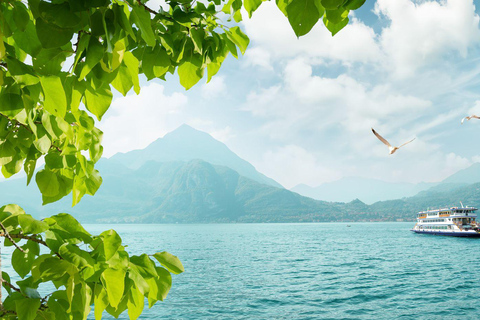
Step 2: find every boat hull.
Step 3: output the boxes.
[411,230,480,237]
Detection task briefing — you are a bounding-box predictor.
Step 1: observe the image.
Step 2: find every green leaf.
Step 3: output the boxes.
[5,57,39,85]
[79,38,104,80]
[190,28,205,54]
[84,82,113,121]
[24,146,39,186]
[325,7,349,24]
[19,214,48,234]
[15,298,41,320]
[244,0,263,17]
[123,51,140,94]
[130,254,158,279]
[0,140,15,166]
[44,213,92,243]
[131,5,156,47]
[12,3,30,32]
[321,0,345,9]
[59,243,95,268]
[101,268,126,308]
[35,18,74,49]
[226,27,249,55]
[323,15,349,36]
[142,46,171,80]
[287,0,325,37]
[146,267,172,306]
[36,169,60,197]
[207,62,221,83]
[275,0,290,17]
[152,251,184,274]
[86,168,102,195]
[178,54,203,90]
[12,241,40,278]
[33,129,51,154]
[94,284,109,320]
[34,257,70,281]
[101,229,122,260]
[39,76,67,118]
[0,92,24,117]
[38,1,81,28]
[344,0,365,10]
[127,285,144,320]
[111,39,126,71]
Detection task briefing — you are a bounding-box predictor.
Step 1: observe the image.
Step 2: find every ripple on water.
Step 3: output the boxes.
[76,222,480,319]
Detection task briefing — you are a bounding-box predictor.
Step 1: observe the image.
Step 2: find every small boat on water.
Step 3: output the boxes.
[411,206,480,237]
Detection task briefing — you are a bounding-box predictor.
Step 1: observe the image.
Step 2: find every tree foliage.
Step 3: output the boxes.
[0,204,184,319]
[0,0,366,318]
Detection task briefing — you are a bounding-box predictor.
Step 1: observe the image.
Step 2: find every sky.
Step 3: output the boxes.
[98,0,480,189]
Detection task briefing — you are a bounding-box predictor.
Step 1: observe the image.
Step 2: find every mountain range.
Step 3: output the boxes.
[2,124,480,223]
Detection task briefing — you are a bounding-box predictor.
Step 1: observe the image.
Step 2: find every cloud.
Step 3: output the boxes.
[257,145,342,188]
[99,83,188,157]
[243,2,381,65]
[243,47,273,70]
[376,0,480,77]
[201,76,226,99]
[245,58,431,146]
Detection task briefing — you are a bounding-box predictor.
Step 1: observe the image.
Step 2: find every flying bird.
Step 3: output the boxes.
[371,128,415,155]
[461,115,480,124]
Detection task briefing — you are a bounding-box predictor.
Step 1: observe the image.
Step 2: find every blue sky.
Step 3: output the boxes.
[99,0,480,189]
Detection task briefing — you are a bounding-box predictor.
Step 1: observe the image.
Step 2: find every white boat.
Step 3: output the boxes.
[411,206,480,237]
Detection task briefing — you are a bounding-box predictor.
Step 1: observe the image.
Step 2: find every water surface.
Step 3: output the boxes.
[78,222,480,319]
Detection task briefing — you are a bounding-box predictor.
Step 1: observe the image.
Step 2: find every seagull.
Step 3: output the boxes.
[461,115,480,124]
[371,128,415,155]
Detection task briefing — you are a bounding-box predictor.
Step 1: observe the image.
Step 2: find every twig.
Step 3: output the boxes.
[136,0,158,15]
[0,112,33,135]
[0,223,25,253]
[0,233,62,259]
[1,279,21,294]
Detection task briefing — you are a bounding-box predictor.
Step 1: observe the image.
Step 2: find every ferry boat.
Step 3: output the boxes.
[411,206,480,237]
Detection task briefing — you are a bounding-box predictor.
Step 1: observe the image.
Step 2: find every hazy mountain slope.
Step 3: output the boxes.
[369,182,480,221]
[110,124,282,188]
[0,159,345,223]
[291,177,436,204]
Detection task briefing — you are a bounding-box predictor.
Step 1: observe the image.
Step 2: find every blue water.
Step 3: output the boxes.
[4,222,480,319]
[81,222,480,319]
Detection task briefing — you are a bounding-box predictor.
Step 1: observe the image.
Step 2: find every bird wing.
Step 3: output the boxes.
[372,128,391,147]
[461,117,466,124]
[399,138,415,148]
[472,115,480,119]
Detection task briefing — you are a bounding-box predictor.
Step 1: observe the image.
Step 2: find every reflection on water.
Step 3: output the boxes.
[5,222,480,319]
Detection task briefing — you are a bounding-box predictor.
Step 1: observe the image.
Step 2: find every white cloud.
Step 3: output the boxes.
[257,145,342,188]
[244,47,274,70]
[376,0,480,77]
[243,2,381,64]
[201,76,226,99]
[99,83,188,157]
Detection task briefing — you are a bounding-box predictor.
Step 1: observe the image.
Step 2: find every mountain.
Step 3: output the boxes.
[0,159,351,223]
[441,163,480,184]
[110,124,282,188]
[4,157,480,223]
[368,182,480,221]
[291,177,436,204]
[414,162,480,195]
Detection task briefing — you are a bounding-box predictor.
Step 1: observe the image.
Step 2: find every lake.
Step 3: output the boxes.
[4,222,480,319]
[83,222,480,319]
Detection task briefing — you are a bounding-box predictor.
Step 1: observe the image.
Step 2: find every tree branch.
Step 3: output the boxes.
[1,279,21,294]
[136,0,158,15]
[0,233,62,259]
[0,112,33,135]
[0,223,25,253]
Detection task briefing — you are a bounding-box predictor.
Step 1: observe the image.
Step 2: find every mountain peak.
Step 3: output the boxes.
[110,125,283,188]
